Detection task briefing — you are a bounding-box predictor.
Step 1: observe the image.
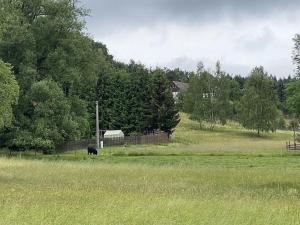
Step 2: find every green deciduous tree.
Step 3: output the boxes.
[183,62,233,129]
[284,34,300,143]
[28,80,88,145]
[0,60,19,129]
[286,80,300,116]
[287,34,300,117]
[0,0,100,146]
[239,67,278,134]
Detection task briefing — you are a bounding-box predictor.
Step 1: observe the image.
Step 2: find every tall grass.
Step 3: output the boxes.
[1,158,300,225]
[0,113,299,224]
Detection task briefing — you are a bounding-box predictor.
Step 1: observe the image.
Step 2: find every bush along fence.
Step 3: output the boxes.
[56,132,170,152]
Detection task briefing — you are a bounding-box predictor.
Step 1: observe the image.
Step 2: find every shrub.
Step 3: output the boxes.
[277,115,286,130]
[7,131,54,154]
[7,131,33,152]
[31,138,55,155]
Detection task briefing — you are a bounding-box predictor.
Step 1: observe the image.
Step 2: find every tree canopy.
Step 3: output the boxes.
[183,62,236,129]
[285,34,300,118]
[239,67,278,134]
[0,61,19,129]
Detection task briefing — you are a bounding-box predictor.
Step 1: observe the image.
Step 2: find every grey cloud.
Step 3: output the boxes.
[81,0,300,36]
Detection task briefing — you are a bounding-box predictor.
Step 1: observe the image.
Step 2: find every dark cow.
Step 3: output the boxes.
[87,145,98,155]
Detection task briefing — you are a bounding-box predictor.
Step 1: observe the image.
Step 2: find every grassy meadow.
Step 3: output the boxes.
[1,114,300,225]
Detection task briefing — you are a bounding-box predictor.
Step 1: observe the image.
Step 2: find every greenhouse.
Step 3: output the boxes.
[104,130,125,139]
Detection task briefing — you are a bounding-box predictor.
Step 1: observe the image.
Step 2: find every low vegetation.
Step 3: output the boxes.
[1,114,300,225]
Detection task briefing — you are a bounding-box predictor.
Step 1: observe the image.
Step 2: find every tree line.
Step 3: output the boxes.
[0,0,179,152]
[180,56,298,134]
[2,0,300,152]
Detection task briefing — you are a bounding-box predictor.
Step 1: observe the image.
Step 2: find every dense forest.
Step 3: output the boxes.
[0,0,179,151]
[1,0,300,152]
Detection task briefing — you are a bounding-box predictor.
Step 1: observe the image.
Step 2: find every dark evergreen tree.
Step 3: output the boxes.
[125,62,153,134]
[150,69,180,134]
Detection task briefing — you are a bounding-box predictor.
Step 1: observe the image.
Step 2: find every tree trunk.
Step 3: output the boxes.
[294,127,296,145]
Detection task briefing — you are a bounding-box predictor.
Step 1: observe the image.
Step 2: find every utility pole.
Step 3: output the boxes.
[96,101,100,148]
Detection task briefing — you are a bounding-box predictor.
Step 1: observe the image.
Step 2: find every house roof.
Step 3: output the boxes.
[171,81,189,92]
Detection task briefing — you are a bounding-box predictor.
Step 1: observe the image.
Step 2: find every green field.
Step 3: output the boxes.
[1,114,300,225]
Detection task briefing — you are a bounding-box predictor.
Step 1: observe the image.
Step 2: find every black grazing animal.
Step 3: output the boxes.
[87,145,98,155]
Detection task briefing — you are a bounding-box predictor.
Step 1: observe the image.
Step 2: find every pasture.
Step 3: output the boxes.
[1,114,300,225]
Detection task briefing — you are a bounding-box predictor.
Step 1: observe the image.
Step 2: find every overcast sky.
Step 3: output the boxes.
[80,0,300,77]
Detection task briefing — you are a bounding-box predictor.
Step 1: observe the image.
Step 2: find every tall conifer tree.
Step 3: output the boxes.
[150,69,180,134]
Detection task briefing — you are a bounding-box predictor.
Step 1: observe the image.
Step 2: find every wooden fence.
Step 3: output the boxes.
[56,132,170,152]
[56,139,96,152]
[286,141,300,151]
